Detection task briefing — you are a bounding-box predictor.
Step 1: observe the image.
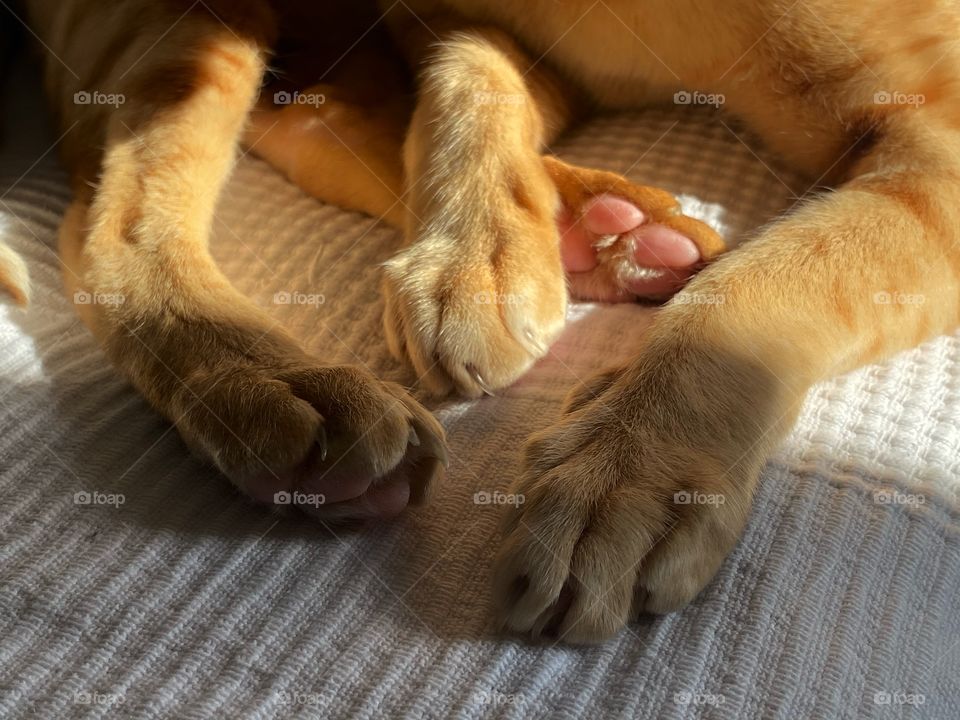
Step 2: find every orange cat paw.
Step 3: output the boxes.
[545,156,726,302]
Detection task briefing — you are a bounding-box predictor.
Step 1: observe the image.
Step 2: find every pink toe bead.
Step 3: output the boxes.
[581,195,646,235]
[629,224,701,268]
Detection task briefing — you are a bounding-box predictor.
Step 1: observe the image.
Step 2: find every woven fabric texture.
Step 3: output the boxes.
[0,102,957,719]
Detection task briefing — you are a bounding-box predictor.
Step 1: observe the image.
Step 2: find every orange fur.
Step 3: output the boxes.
[17,0,960,642]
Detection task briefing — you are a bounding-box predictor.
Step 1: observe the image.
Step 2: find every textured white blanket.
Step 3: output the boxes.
[1,96,958,718]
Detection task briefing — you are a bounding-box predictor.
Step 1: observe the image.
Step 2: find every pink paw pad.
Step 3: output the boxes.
[559,193,702,300]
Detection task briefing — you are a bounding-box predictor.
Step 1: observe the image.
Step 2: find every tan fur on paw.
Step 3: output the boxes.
[492,342,786,643]
[109,314,447,521]
[184,361,447,521]
[382,158,568,398]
